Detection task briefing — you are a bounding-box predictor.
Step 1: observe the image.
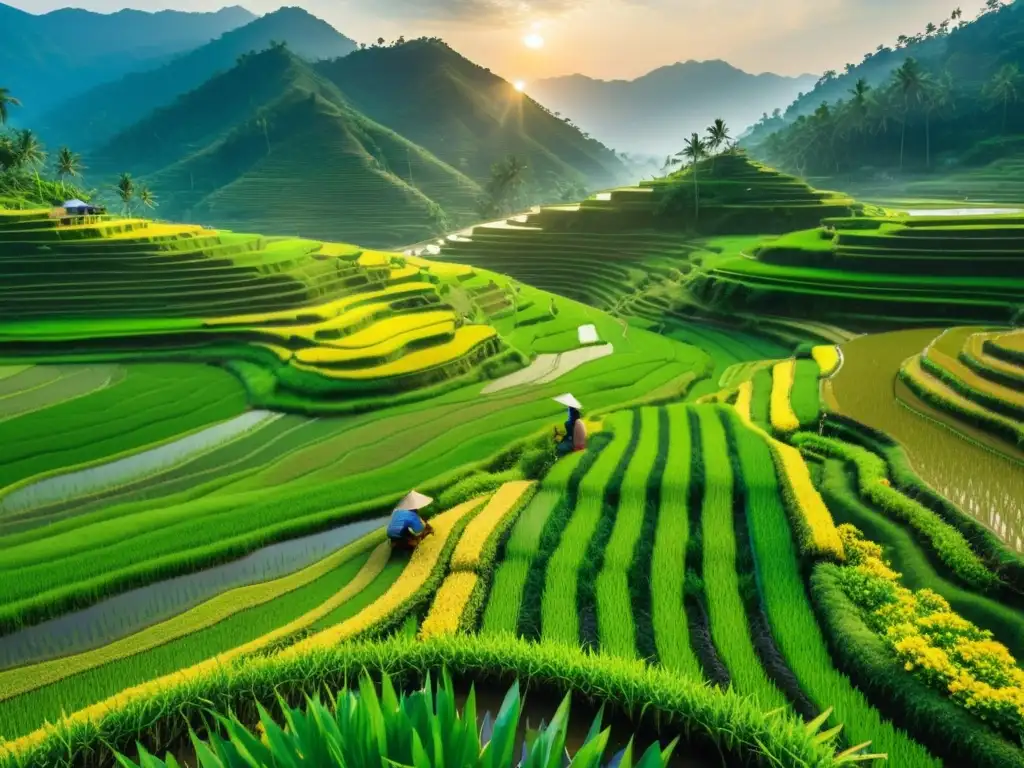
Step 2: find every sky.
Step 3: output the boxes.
[10,0,990,84]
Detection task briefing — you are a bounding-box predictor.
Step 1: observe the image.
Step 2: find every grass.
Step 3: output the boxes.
[481,454,589,636]
[595,408,660,659]
[649,405,703,679]
[725,411,941,767]
[542,413,634,646]
[696,407,789,710]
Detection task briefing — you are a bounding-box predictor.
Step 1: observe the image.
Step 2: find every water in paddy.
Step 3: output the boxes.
[0,515,387,670]
[902,207,1022,216]
[829,328,1024,552]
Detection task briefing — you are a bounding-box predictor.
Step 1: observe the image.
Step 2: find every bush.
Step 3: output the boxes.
[811,562,1024,768]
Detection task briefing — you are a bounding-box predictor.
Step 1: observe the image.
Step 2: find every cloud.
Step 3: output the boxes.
[367,0,585,23]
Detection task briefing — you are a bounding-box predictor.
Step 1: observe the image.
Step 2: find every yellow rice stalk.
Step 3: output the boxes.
[0,541,395,758]
[405,255,474,278]
[205,282,434,328]
[316,242,362,259]
[449,480,534,571]
[295,317,456,364]
[300,325,497,380]
[328,311,457,350]
[811,345,841,377]
[387,265,421,281]
[734,380,753,422]
[357,250,391,267]
[419,572,479,639]
[734,402,844,562]
[769,360,800,433]
[282,498,485,654]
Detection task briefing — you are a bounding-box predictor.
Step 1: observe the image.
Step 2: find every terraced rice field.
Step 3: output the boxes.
[695,214,1024,327]
[828,328,1024,551]
[3,168,1024,768]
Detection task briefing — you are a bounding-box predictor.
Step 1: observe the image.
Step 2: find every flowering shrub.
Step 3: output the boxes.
[836,525,1024,739]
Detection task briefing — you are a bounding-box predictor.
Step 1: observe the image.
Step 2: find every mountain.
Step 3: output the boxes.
[741,1,1018,148]
[527,61,817,157]
[0,3,255,121]
[90,47,483,248]
[313,40,629,191]
[36,7,358,152]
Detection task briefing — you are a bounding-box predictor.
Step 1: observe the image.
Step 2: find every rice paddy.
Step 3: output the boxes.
[2,157,1023,768]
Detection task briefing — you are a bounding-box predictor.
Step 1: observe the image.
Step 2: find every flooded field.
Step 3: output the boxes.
[0,515,387,669]
[829,328,1024,552]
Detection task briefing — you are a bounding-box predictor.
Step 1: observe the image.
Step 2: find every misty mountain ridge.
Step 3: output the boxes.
[0,2,256,120]
[528,59,817,157]
[36,6,358,152]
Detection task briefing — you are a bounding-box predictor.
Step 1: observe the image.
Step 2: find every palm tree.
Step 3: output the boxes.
[12,129,45,170]
[922,72,954,168]
[55,147,83,193]
[705,119,730,171]
[985,63,1021,133]
[0,88,20,126]
[680,133,706,222]
[138,184,157,211]
[925,22,937,36]
[893,58,928,171]
[116,172,135,215]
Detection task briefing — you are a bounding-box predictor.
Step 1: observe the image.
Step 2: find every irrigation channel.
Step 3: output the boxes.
[829,328,1024,552]
[0,516,387,669]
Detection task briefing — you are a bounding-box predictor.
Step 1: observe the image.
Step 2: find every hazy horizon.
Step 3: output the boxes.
[7,0,990,87]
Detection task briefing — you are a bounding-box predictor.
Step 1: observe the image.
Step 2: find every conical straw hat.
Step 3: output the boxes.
[553,393,583,410]
[395,490,433,511]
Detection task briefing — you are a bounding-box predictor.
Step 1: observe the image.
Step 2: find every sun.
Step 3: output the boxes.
[523,33,544,49]
[513,80,526,92]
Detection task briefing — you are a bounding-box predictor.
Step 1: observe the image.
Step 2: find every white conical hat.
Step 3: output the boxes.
[553,393,583,410]
[394,490,433,511]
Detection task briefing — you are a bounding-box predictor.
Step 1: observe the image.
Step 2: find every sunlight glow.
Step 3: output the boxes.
[523,33,545,49]
[513,80,526,92]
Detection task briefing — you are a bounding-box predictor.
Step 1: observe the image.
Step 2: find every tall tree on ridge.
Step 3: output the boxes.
[12,129,45,170]
[116,172,135,215]
[679,133,706,223]
[985,63,1021,134]
[706,118,731,172]
[922,72,955,169]
[0,88,20,127]
[894,58,927,171]
[55,147,83,195]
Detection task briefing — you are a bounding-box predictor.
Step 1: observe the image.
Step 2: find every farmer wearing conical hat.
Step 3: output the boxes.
[553,393,587,455]
[387,490,435,550]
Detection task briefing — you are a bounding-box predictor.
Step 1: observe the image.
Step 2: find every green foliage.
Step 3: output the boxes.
[114,670,678,768]
[0,634,848,768]
[791,432,997,590]
[811,563,1024,768]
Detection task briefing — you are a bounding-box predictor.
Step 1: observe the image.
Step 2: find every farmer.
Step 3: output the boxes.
[387,490,435,550]
[553,393,587,455]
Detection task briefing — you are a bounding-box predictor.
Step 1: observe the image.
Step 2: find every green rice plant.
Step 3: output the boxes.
[791,432,997,591]
[593,409,660,658]
[728,415,941,767]
[482,453,589,635]
[579,410,644,652]
[648,405,702,678]
[543,413,634,646]
[0,635,862,768]
[114,670,680,768]
[812,563,1024,768]
[0,364,248,493]
[720,410,819,721]
[696,407,789,710]
[750,368,772,427]
[790,359,822,428]
[0,546,378,741]
[626,407,669,665]
[0,411,279,516]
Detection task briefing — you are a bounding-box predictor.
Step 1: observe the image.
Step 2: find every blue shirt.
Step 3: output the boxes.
[387,509,425,539]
